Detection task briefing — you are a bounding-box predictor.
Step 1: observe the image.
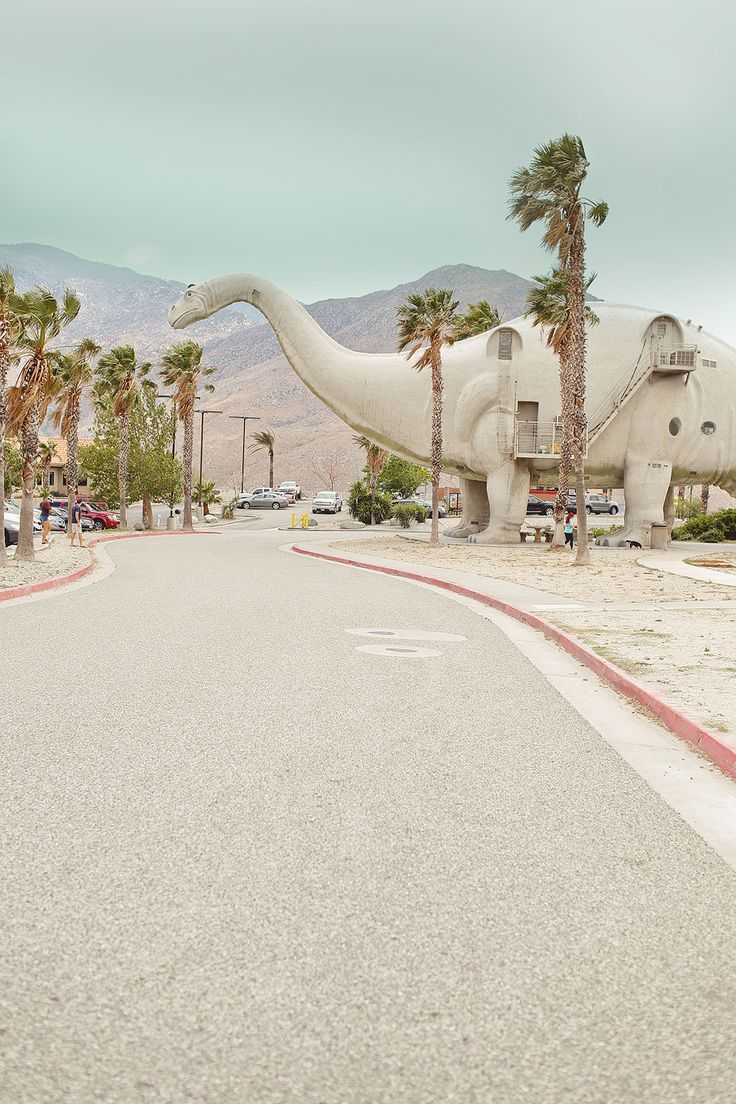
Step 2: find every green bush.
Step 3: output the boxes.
[392,503,428,528]
[672,508,736,542]
[675,496,704,520]
[347,480,394,525]
[220,498,238,520]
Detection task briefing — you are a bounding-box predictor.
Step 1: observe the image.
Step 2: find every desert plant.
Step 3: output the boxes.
[95,346,155,528]
[397,287,460,546]
[7,286,81,560]
[509,134,608,564]
[221,498,238,520]
[193,480,221,515]
[347,480,393,525]
[353,435,389,525]
[672,508,736,542]
[392,502,428,528]
[251,428,275,487]
[160,341,215,530]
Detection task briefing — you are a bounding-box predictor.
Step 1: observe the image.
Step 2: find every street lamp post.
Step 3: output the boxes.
[196,408,223,507]
[228,415,261,494]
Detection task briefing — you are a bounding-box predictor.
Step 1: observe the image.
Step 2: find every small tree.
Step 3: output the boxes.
[310,448,349,491]
[377,455,430,498]
[353,435,389,525]
[193,481,221,515]
[95,346,155,529]
[397,288,460,545]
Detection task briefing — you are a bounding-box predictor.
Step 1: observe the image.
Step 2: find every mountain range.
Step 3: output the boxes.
[0,243,538,492]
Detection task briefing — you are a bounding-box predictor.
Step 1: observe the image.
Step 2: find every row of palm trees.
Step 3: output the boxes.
[0,265,225,564]
[393,133,606,562]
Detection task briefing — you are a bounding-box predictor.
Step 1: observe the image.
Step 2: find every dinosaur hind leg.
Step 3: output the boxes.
[445,477,489,538]
[600,458,672,547]
[469,462,530,545]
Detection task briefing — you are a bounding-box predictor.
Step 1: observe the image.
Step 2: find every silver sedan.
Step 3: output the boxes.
[237,492,290,511]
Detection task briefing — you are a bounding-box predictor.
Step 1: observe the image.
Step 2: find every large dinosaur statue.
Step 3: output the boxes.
[169,274,736,545]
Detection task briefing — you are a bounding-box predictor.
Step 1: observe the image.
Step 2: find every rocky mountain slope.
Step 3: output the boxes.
[0,244,537,492]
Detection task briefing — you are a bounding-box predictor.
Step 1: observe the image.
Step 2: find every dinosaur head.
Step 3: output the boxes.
[168,282,212,329]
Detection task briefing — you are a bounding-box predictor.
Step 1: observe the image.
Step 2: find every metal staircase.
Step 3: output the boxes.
[586,342,697,446]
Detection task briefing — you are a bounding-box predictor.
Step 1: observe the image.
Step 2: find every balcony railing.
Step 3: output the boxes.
[513,419,587,459]
[649,343,697,369]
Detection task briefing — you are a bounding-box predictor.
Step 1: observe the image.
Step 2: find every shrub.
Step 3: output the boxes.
[675,496,704,520]
[672,508,736,541]
[347,480,394,525]
[220,498,238,520]
[392,503,427,528]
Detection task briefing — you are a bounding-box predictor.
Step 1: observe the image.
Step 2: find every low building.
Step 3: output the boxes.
[37,436,92,494]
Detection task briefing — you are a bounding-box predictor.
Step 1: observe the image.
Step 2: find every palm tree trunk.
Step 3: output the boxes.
[568,216,591,565]
[0,315,9,567]
[550,340,572,549]
[16,404,41,562]
[183,412,194,530]
[700,483,710,514]
[66,397,80,535]
[429,341,443,546]
[118,411,129,529]
[269,450,274,489]
[369,470,376,526]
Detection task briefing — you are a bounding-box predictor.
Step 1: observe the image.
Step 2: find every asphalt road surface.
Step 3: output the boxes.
[2,526,735,1104]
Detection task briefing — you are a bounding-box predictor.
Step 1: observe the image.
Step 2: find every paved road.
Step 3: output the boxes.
[2,527,735,1104]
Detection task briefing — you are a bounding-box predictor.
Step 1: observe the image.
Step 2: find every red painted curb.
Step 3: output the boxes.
[0,529,214,605]
[292,543,736,781]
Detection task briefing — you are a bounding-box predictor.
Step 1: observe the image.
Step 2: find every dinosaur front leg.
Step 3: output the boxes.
[469,462,530,545]
[445,476,489,538]
[606,458,672,547]
[664,485,675,542]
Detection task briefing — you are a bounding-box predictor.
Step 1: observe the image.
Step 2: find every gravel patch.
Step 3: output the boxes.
[0,541,90,591]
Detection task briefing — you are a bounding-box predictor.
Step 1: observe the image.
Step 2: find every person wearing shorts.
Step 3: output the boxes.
[564,511,575,549]
[39,498,52,545]
[70,495,84,547]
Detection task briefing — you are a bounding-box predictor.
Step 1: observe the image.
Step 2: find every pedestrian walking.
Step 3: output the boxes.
[40,498,52,545]
[70,495,84,547]
[564,511,575,549]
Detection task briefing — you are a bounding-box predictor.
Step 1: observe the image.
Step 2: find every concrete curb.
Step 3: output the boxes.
[292,543,736,781]
[0,529,215,605]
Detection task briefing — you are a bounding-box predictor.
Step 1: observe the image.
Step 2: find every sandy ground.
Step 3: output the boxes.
[0,541,90,591]
[336,537,736,742]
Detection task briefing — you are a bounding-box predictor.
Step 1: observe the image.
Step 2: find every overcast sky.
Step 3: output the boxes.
[3,0,735,339]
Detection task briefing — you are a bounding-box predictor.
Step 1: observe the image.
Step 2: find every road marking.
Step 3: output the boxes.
[346,628,466,641]
[356,643,443,658]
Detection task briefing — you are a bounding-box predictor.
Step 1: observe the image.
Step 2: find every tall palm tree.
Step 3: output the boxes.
[95,346,154,529]
[0,266,19,567]
[36,439,58,490]
[525,268,598,548]
[52,338,101,527]
[453,299,501,340]
[160,341,215,531]
[353,434,389,526]
[396,288,460,545]
[7,287,81,561]
[251,428,276,488]
[509,134,608,564]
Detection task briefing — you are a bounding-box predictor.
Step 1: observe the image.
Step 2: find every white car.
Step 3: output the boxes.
[278,481,301,501]
[312,490,342,514]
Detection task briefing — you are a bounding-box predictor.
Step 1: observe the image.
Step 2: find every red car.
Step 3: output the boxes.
[79,503,119,530]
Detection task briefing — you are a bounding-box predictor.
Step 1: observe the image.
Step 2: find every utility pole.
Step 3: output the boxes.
[157,393,177,518]
[228,415,261,494]
[195,408,223,506]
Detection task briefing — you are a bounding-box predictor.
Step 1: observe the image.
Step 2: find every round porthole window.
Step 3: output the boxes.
[701,421,716,436]
[668,418,681,436]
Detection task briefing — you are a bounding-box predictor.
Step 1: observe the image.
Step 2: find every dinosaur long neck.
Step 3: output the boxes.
[205,274,430,460]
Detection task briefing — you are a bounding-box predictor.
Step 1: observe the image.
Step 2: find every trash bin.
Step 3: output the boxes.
[650,522,668,550]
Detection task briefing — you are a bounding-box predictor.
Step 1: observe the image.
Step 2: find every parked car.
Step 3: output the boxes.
[312,490,343,514]
[237,491,289,510]
[409,496,448,519]
[51,507,94,532]
[566,492,620,516]
[4,511,20,547]
[527,495,555,517]
[5,501,43,532]
[278,481,301,501]
[79,502,119,530]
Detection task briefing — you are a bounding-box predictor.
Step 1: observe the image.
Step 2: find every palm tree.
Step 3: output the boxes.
[51,339,101,528]
[353,434,389,525]
[160,341,215,530]
[251,428,276,488]
[454,299,501,340]
[36,439,58,490]
[396,288,460,545]
[6,287,81,561]
[193,481,221,515]
[525,269,599,548]
[509,134,608,564]
[95,346,154,529]
[0,266,19,567]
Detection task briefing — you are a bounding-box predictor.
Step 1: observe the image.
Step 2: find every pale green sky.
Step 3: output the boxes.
[3,0,736,339]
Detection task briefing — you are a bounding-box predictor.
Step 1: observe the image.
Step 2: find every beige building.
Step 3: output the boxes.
[37,436,92,494]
